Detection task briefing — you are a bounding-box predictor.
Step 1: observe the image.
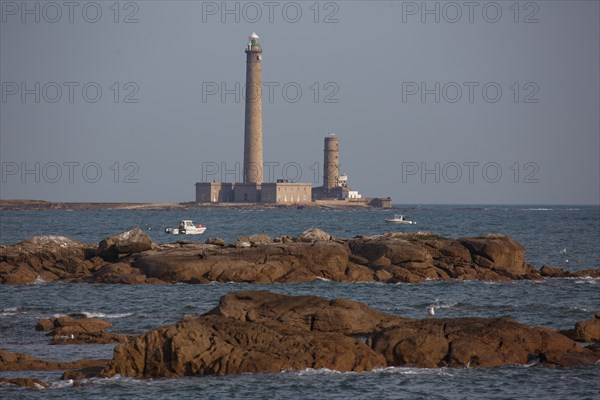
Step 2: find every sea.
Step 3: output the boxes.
[0,205,599,399]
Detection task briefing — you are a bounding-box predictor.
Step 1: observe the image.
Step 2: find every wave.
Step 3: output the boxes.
[0,307,18,317]
[372,367,456,377]
[27,276,46,285]
[51,312,134,319]
[79,312,134,319]
[574,279,597,284]
[435,302,457,310]
[554,276,600,282]
[50,379,74,389]
[295,368,344,376]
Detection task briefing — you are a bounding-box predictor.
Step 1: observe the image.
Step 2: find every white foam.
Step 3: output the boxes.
[81,311,134,319]
[294,368,344,376]
[28,276,46,285]
[575,279,597,284]
[372,367,455,377]
[50,379,73,389]
[436,302,457,309]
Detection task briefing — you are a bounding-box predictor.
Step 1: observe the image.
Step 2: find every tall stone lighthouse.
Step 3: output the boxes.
[243,32,263,184]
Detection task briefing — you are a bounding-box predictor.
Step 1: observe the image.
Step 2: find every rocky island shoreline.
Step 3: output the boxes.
[1,291,599,388]
[1,227,598,285]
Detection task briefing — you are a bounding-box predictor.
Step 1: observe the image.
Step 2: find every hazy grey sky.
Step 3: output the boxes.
[1,1,598,204]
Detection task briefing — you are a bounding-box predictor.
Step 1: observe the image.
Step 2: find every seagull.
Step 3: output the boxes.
[428,305,435,317]
[559,248,567,255]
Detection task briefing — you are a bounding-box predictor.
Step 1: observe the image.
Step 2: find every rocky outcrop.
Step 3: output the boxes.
[134,241,352,284]
[97,227,153,261]
[540,265,600,279]
[35,316,127,344]
[2,229,599,284]
[0,349,108,371]
[0,236,99,284]
[370,318,596,368]
[101,291,599,378]
[561,312,600,343]
[237,234,272,246]
[297,228,332,242]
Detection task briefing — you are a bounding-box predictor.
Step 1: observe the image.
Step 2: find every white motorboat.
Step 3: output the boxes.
[385,214,415,224]
[165,220,207,235]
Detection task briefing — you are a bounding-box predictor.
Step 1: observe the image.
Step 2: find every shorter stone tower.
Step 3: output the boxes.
[323,134,339,189]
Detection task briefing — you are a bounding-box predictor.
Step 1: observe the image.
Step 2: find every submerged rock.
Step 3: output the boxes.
[0,378,49,389]
[101,291,599,379]
[0,349,108,372]
[35,315,127,344]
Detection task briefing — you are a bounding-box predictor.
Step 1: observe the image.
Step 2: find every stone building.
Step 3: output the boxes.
[262,181,312,204]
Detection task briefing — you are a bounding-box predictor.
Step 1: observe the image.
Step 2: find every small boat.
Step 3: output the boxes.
[385,214,415,224]
[165,220,207,235]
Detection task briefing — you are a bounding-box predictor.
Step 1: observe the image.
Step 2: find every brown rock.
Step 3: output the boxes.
[0,349,109,372]
[274,235,294,243]
[34,316,126,345]
[100,291,599,378]
[572,269,600,278]
[35,318,55,332]
[344,263,375,282]
[3,230,599,285]
[103,314,385,378]
[208,291,403,334]
[0,378,49,388]
[459,234,527,277]
[349,239,433,265]
[0,235,92,284]
[136,241,351,283]
[572,312,600,342]
[586,342,600,358]
[205,237,226,246]
[88,262,144,284]
[97,227,153,260]
[1,264,39,284]
[540,265,566,278]
[297,228,332,242]
[371,317,597,368]
[62,364,106,380]
[237,234,272,246]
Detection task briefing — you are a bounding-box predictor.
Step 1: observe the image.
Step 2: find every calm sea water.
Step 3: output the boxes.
[1,205,599,398]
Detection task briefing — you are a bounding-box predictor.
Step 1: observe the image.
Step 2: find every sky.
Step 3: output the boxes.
[1,0,599,205]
